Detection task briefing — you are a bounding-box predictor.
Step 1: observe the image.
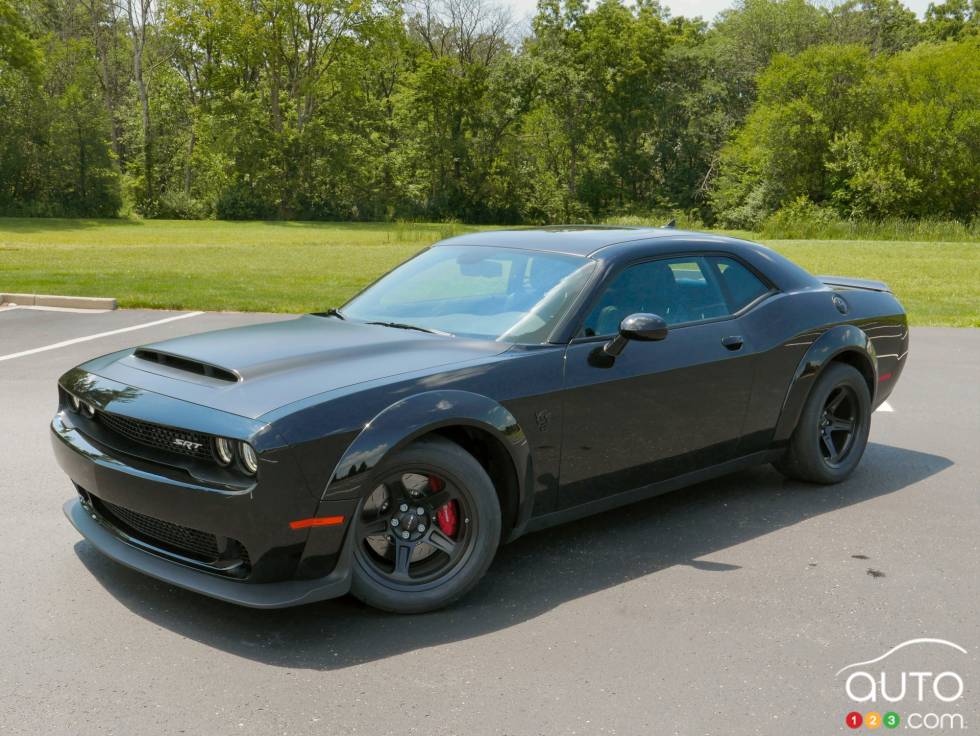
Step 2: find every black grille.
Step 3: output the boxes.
[96,497,248,566]
[97,411,214,462]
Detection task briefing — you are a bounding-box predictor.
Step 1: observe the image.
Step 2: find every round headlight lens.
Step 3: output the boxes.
[68,394,80,412]
[213,437,234,466]
[238,442,258,475]
[81,401,96,418]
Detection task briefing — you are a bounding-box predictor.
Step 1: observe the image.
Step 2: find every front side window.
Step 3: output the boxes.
[342,245,596,343]
[580,256,729,336]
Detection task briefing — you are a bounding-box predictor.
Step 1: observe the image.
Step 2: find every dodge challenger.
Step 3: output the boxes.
[53,226,908,613]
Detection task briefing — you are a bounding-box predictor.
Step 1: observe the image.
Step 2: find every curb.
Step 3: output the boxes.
[1,293,117,310]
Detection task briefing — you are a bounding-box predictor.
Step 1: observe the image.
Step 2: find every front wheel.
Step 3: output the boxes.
[774,362,872,484]
[350,437,501,613]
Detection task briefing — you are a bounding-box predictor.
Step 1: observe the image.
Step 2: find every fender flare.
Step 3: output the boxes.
[321,389,531,514]
[772,324,877,443]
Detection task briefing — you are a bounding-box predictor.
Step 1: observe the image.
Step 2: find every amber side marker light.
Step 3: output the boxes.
[289,516,346,530]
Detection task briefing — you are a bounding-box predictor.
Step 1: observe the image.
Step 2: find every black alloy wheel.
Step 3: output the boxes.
[350,437,501,613]
[774,362,871,484]
[357,470,474,587]
[818,385,860,467]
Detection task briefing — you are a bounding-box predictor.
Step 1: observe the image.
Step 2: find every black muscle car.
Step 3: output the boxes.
[53,227,908,613]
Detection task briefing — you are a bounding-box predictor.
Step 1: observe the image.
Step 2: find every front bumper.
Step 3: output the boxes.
[53,408,358,608]
[64,497,352,608]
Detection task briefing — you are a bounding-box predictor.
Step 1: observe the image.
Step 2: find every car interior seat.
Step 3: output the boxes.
[592,262,688,335]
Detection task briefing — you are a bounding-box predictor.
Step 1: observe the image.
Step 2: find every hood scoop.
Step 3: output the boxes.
[133,348,240,383]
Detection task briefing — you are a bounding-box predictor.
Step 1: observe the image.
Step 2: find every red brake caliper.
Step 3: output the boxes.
[428,475,458,537]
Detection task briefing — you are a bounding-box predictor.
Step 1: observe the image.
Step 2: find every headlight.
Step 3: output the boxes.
[213,437,234,466]
[67,394,80,412]
[238,442,258,475]
[81,401,96,418]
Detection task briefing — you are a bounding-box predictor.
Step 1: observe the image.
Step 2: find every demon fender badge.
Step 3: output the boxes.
[535,410,552,432]
[173,437,203,451]
[833,294,849,315]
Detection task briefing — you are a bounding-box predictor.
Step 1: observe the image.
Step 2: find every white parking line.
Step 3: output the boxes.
[876,401,895,413]
[0,311,203,363]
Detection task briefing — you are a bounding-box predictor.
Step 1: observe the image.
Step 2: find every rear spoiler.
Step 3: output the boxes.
[817,275,891,293]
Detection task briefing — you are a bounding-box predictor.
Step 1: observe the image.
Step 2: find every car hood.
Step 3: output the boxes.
[84,315,510,419]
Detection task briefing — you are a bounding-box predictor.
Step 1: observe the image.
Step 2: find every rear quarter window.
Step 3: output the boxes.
[711,257,770,312]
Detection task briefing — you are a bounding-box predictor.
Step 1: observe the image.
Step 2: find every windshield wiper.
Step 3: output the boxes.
[366,321,453,337]
[315,307,346,320]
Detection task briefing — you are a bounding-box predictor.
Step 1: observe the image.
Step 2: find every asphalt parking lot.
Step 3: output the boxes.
[1,305,977,736]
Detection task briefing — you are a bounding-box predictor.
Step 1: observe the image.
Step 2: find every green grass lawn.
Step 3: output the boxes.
[1,218,977,326]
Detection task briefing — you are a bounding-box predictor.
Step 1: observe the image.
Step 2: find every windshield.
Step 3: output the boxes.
[341,245,596,343]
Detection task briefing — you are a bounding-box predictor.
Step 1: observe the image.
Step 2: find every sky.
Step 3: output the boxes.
[501,0,934,25]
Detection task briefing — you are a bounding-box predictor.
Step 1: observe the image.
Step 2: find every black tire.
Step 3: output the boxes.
[350,437,501,613]
[774,362,872,484]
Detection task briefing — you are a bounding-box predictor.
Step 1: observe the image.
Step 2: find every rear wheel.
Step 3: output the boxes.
[775,362,871,484]
[350,437,501,613]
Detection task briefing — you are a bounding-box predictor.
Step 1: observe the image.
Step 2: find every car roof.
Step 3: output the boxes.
[436,226,821,291]
[436,226,750,257]
[435,226,684,256]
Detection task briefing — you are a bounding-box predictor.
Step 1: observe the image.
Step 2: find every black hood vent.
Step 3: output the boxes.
[134,348,240,383]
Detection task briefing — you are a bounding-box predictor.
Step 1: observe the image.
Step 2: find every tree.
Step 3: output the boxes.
[712,0,829,81]
[77,0,129,165]
[712,37,980,224]
[527,0,683,218]
[923,0,979,40]
[0,0,41,80]
[400,0,534,221]
[1,0,976,224]
[829,0,921,54]
[124,0,157,203]
[0,0,121,216]
[829,39,980,218]
[712,44,883,226]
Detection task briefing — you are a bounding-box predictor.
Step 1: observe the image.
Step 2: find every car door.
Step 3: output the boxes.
[557,254,763,509]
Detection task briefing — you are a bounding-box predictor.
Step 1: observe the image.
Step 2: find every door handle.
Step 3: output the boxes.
[722,335,744,351]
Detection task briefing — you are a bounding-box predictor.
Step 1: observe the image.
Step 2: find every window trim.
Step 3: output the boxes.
[568,250,779,344]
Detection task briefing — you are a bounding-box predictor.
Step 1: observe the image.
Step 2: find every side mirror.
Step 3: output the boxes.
[603,313,668,357]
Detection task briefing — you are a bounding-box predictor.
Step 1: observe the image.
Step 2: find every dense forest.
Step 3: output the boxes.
[0,0,977,225]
